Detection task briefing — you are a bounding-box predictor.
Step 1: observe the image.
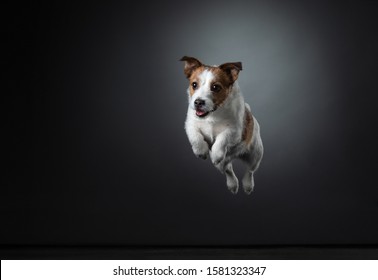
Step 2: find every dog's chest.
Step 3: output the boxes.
[198,121,230,146]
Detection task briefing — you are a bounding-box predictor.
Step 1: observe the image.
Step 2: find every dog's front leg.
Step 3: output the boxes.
[210,131,235,172]
[186,128,209,160]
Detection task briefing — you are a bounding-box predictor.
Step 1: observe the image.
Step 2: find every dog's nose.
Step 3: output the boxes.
[194,99,205,107]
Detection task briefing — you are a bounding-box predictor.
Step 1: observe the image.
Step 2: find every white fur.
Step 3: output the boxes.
[185,72,263,194]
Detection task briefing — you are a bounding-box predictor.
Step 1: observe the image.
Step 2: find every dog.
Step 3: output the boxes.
[180,56,263,194]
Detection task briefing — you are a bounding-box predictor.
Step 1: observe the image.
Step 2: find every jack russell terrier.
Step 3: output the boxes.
[180,56,263,194]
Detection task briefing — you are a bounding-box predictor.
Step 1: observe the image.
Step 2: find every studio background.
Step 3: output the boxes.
[3,0,378,246]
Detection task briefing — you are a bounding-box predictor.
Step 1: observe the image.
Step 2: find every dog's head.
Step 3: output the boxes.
[180,56,242,118]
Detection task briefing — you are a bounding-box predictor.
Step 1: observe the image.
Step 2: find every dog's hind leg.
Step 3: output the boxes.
[242,168,255,194]
[241,143,263,194]
[225,162,239,194]
[241,116,263,194]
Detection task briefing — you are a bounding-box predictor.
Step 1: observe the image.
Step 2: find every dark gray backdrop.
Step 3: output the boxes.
[3,0,378,246]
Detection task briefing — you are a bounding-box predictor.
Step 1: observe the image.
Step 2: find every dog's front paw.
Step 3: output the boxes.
[193,143,209,160]
[211,150,225,167]
[198,153,208,160]
[211,152,226,173]
[214,160,227,174]
[213,157,223,166]
[194,152,208,160]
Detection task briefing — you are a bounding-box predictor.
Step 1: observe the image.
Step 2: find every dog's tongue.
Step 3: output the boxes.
[196,109,206,116]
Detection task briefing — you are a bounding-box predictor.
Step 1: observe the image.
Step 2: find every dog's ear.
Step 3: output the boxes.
[219,62,243,83]
[180,56,203,79]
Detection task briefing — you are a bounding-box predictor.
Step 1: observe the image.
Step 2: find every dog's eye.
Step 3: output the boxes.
[211,84,221,93]
[192,82,198,89]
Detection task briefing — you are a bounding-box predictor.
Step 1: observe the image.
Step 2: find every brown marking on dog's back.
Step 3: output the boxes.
[242,108,254,145]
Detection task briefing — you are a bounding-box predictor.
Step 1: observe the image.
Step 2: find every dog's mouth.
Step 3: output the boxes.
[195,107,217,118]
[196,109,209,118]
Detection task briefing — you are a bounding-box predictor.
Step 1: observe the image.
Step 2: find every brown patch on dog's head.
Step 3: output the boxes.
[208,61,243,109]
[180,56,204,79]
[208,67,235,108]
[180,57,243,112]
[187,66,206,97]
[219,62,243,83]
